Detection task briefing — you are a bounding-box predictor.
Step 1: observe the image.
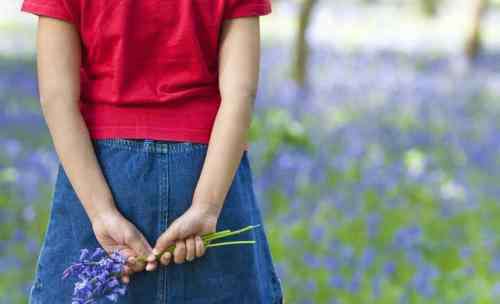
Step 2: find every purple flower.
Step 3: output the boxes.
[62,247,128,303]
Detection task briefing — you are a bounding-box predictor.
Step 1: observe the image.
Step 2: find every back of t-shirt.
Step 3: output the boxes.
[20,0,272,144]
[22,0,271,105]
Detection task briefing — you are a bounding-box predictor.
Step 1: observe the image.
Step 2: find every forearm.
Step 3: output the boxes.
[35,18,117,223]
[191,16,260,214]
[191,94,253,214]
[41,101,117,221]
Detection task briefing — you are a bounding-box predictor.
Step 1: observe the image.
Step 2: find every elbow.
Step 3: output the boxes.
[39,95,61,110]
[38,91,78,110]
[219,85,258,106]
[39,94,54,108]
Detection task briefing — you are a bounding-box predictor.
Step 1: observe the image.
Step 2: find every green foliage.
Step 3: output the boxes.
[420,0,442,16]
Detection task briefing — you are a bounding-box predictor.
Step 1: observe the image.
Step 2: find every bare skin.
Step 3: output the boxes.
[35,14,262,280]
[147,16,263,269]
[35,16,152,283]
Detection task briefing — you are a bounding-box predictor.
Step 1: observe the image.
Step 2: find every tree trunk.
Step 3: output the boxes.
[291,0,318,87]
[465,0,488,60]
[420,0,439,17]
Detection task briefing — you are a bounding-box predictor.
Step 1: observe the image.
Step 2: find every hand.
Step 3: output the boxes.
[90,209,153,284]
[146,204,222,271]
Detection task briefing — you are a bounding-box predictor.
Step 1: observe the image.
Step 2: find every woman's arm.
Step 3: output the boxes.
[35,17,152,281]
[150,16,262,266]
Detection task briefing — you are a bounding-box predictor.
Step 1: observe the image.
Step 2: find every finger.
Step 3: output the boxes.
[116,248,137,272]
[127,230,155,272]
[119,248,134,258]
[122,265,132,276]
[128,230,153,260]
[128,256,145,273]
[121,274,130,284]
[145,259,158,272]
[185,236,195,262]
[120,248,143,273]
[195,235,205,258]
[174,240,186,264]
[160,251,172,266]
[118,246,147,272]
[152,224,178,261]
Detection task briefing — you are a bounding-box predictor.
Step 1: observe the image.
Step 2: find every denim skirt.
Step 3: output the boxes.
[28,138,284,303]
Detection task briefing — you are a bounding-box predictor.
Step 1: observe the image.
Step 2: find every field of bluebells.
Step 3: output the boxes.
[2,1,500,303]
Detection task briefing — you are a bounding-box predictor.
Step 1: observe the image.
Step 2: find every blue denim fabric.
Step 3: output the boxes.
[28,138,283,304]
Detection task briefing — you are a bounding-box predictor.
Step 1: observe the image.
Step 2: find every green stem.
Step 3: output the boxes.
[206,240,256,248]
[134,224,260,263]
[201,229,231,239]
[203,224,261,243]
[202,231,235,243]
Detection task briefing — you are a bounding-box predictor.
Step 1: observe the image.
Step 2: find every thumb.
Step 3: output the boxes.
[153,222,179,257]
[127,230,153,258]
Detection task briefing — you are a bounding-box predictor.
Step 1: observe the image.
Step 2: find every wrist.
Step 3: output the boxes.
[86,197,120,225]
[191,198,223,218]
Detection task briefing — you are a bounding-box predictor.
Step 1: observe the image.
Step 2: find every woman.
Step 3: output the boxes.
[20,0,284,303]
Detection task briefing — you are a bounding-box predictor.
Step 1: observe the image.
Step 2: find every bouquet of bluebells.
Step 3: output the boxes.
[62,224,260,303]
[62,248,127,303]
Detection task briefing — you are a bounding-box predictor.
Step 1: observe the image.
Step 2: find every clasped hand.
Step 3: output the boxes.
[90,202,221,284]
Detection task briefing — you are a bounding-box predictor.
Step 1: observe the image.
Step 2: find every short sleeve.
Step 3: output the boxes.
[224,0,272,19]
[20,0,74,23]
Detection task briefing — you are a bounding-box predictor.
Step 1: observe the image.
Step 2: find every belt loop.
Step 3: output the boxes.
[143,139,154,151]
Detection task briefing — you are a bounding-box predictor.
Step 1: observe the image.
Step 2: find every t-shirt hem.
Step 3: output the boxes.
[20,1,74,23]
[224,3,272,19]
[88,127,211,144]
[88,127,249,151]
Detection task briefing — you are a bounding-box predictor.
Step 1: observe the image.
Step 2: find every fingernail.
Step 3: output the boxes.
[152,248,160,255]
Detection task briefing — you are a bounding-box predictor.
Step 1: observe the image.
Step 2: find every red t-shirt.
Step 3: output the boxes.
[20,0,272,150]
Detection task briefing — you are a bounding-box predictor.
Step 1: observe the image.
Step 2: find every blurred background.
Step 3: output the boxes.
[1,0,500,303]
